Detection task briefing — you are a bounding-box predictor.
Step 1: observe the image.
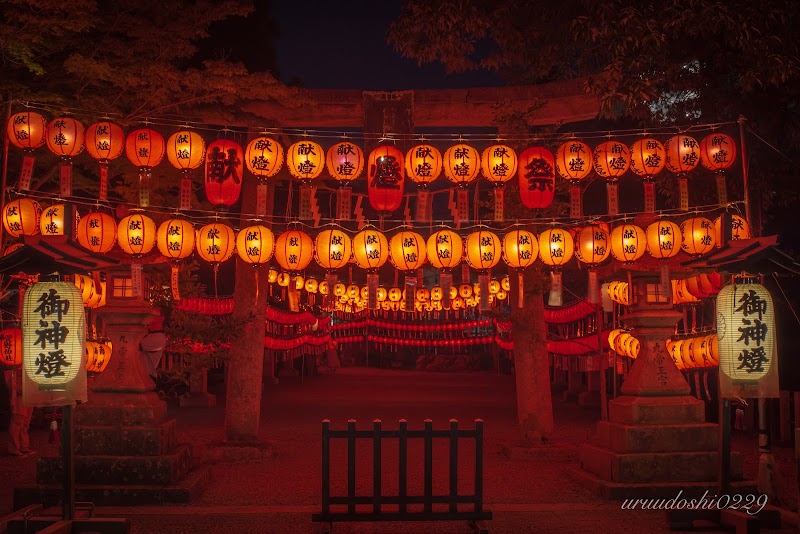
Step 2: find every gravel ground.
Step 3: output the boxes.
[0,366,796,533]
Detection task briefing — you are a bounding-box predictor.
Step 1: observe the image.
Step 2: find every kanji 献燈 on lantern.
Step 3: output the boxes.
[593,141,630,215]
[3,198,41,238]
[167,130,205,210]
[85,121,125,200]
[556,140,592,217]
[481,144,517,221]
[46,116,85,198]
[326,141,364,219]
[77,212,117,253]
[664,134,700,211]
[629,138,665,213]
[700,132,737,206]
[126,128,165,207]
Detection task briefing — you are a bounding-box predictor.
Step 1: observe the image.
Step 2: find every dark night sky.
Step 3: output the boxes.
[234,0,504,90]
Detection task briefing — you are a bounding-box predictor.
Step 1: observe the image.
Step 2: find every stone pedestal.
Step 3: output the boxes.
[15,295,210,507]
[577,277,747,499]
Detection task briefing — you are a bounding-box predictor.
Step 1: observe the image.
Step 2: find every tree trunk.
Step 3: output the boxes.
[224,180,273,441]
[510,268,554,443]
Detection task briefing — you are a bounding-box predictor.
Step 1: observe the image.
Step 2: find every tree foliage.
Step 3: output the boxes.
[0,0,296,121]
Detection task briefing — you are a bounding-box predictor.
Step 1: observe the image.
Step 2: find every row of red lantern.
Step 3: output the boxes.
[607,272,724,307]
[5,111,738,212]
[362,335,495,347]
[3,197,750,274]
[263,332,330,351]
[329,318,493,332]
[667,335,719,370]
[85,340,112,373]
[174,298,234,315]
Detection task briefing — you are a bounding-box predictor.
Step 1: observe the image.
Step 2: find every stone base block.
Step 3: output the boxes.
[593,421,718,453]
[579,444,743,484]
[609,395,705,425]
[179,392,217,408]
[202,440,274,463]
[75,393,167,426]
[36,444,193,486]
[15,464,211,508]
[570,467,756,500]
[74,419,176,456]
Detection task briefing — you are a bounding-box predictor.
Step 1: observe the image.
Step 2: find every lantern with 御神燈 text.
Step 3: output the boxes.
[481,144,517,221]
[539,227,573,307]
[665,134,700,211]
[368,145,405,215]
[86,121,125,200]
[205,139,244,208]
[126,128,165,207]
[7,111,47,190]
[630,138,665,213]
[77,212,116,253]
[0,328,22,368]
[236,225,274,266]
[22,280,87,405]
[593,141,630,215]
[680,217,715,256]
[3,198,41,237]
[275,229,314,272]
[700,132,737,206]
[717,279,779,398]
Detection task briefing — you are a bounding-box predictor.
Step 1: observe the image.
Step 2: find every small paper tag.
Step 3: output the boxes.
[548,271,563,307]
[494,187,504,222]
[479,274,490,311]
[256,183,268,216]
[171,264,181,301]
[299,185,313,219]
[716,173,728,206]
[180,176,192,210]
[131,263,144,298]
[416,190,430,222]
[441,272,452,308]
[607,182,619,216]
[337,187,352,220]
[59,163,72,198]
[99,162,108,201]
[679,176,689,212]
[660,264,670,297]
[18,155,34,190]
[367,273,379,310]
[570,184,582,219]
[404,276,417,313]
[644,181,656,213]
[139,171,150,208]
[457,189,469,225]
[461,263,470,284]
[588,269,599,304]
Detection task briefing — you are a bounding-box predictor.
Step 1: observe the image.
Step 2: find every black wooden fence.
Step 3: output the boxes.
[312,418,492,533]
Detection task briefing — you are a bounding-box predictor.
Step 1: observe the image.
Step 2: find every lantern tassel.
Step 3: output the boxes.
[660,263,671,296]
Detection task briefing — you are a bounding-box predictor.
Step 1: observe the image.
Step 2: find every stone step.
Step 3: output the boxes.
[15,463,212,508]
[570,467,757,501]
[578,444,743,484]
[592,421,719,453]
[74,419,177,456]
[75,393,167,427]
[609,396,706,425]
[36,444,193,486]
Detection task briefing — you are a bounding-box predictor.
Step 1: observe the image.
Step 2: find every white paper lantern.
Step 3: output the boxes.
[717,281,774,382]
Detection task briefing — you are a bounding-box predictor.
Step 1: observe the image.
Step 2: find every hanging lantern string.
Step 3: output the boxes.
[8,187,744,234]
[13,99,737,143]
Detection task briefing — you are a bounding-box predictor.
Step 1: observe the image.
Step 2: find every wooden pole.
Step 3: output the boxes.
[62,404,75,520]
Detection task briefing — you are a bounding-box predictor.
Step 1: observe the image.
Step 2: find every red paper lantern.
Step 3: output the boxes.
[699,133,737,172]
[326,141,365,183]
[125,128,165,168]
[518,147,555,209]
[367,145,405,213]
[205,139,244,207]
[664,135,700,174]
[592,141,630,179]
[629,138,666,178]
[85,122,125,162]
[7,111,47,150]
[46,116,85,158]
[555,140,592,181]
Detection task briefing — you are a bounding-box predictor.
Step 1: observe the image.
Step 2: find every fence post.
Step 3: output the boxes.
[474,419,484,513]
[424,419,433,513]
[398,419,408,514]
[347,419,356,515]
[373,419,382,514]
[322,419,330,515]
[449,419,459,513]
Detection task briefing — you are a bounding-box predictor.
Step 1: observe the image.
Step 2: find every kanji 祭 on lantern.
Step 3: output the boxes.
[0,3,796,532]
